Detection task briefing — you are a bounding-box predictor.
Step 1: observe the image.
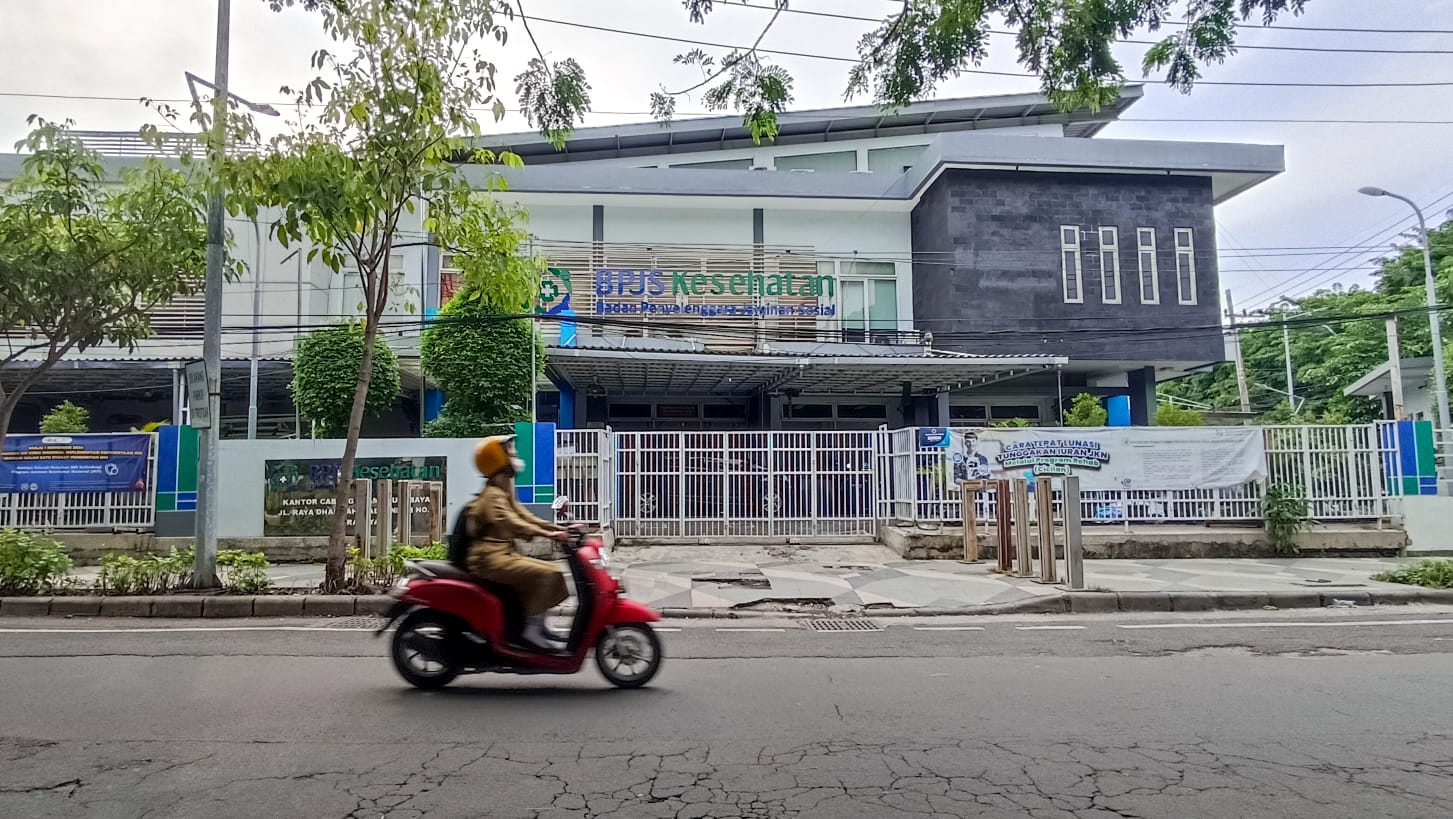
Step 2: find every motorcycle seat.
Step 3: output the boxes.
[413,560,472,581]
[411,560,525,618]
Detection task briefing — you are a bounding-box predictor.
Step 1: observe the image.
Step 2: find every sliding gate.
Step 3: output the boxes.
[611,431,879,539]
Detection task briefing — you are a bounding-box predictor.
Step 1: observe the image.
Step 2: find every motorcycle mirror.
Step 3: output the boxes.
[551,496,570,510]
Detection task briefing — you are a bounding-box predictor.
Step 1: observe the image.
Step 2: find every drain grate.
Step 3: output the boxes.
[313,615,387,630]
[805,618,882,633]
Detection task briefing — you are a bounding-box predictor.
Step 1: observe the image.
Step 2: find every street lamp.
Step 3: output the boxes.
[1359,186,1451,431]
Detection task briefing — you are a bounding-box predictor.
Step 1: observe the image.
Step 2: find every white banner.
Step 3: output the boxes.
[945,427,1267,492]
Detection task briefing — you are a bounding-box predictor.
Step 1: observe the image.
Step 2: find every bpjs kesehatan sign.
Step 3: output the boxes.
[947,427,1267,492]
[591,268,838,317]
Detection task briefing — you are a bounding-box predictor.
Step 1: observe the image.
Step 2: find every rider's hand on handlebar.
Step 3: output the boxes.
[548,530,571,543]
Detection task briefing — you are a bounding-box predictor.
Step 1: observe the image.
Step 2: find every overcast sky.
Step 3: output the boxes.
[2,0,1451,314]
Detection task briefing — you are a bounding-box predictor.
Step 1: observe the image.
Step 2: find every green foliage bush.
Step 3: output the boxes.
[1063,393,1108,427]
[291,324,401,437]
[40,400,90,434]
[97,547,272,595]
[1155,403,1205,426]
[990,418,1032,428]
[347,543,448,589]
[1261,483,1310,555]
[0,529,74,594]
[1375,559,1453,589]
[421,285,543,438]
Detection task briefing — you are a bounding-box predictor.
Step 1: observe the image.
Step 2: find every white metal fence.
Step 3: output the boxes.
[0,439,158,531]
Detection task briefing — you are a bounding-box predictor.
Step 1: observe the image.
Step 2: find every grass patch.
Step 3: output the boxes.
[1374,559,1453,589]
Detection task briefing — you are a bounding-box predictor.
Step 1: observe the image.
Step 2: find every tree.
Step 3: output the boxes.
[292,324,401,437]
[226,0,545,590]
[1155,403,1204,426]
[515,1,1317,146]
[1160,216,1453,424]
[421,285,544,439]
[39,401,90,434]
[0,121,209,450]
[1063,393,1108,427]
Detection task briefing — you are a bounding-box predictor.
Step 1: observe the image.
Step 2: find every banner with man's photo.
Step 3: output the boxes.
[947,427,1267,492]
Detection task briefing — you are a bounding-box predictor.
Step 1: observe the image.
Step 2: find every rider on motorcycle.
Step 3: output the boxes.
[465,435,571,651]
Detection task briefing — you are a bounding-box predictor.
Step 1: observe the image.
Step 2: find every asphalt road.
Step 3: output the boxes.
[3,608,1453,818]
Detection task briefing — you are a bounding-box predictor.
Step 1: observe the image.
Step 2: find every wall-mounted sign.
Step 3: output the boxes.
[593,268,837,299]
[262,456,446,537]
[0,434,151,493]
[184,361,211,430]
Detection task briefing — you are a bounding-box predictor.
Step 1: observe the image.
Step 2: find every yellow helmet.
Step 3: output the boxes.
[474,435,515,477]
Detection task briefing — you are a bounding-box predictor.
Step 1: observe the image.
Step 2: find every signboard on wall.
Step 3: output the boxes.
[262,456,446,536]
[948,427,1266,492]
[0,434,151,493]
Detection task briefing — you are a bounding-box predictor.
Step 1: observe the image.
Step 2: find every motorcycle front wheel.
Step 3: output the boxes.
[595,623,663,689]
[391,610,460,689]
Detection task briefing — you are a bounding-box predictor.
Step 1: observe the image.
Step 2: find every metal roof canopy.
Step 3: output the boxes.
[473,87,1144,163]
[547,346,1066,397]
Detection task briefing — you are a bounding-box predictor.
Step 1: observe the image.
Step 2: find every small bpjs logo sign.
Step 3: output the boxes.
[995,438,1112,477]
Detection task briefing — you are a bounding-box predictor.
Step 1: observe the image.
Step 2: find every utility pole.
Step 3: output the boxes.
[193,0,231,588]
[1281,315,1295,410]
[1225,289,1251,414]
[1387,317,1405,420]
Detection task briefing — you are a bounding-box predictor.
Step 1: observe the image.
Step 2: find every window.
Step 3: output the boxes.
[783,404,833,419]
[1098,227,1121,305]
[607,403,652,419]
[990,404,1041,421]
[1060,226,1083,304]
[1174,228,1197,305]
[828,260,899,343]
[1136,228,1159,304]
[774,150,857,173]
[703,403,748,420]
[837,404,888,420]
[949,405,988,422]
[866,145,928,174]
[670,158,753,170]
[655,404,699,419]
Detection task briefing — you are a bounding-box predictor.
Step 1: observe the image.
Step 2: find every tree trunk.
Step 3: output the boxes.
[324,319,381,592]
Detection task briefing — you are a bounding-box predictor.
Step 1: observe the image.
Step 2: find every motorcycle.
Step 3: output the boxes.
[376,498,663,690]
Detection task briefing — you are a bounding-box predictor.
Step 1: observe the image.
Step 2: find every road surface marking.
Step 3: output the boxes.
[1016,625,1087,631]
[913,626,985,631]
[1118,618,1453,630]
[715,627,786,633]
[0,626,377,634]
[654,627,683,632]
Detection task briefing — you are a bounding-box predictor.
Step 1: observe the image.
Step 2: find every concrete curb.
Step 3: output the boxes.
[2,588,1453,618]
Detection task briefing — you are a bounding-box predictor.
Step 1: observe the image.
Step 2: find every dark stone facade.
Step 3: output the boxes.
[910,169,1222,364]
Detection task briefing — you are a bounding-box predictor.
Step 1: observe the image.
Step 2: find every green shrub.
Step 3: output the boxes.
[40,400,89,434]
[1155,403,1204,426]
[0,529,74,595]
[347,543,448,589]
[291,324,401,437]
[1375,559,1453,589]
[218,550,272,594]
[420,285,543,438]
[1063,393,1108,427]
[990,418,1032,428]
[98,548,194,595]
[1261,483,1310,555]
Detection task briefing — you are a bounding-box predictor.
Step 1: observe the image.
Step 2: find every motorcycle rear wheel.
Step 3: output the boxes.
[595,623,663,689]
[391,610,460,689]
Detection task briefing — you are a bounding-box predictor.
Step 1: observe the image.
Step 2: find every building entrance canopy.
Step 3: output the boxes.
[546,344,1067,397]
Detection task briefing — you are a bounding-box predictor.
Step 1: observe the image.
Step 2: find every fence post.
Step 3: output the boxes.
[1013,479,1033,577]
[428,482,444,544]
[397,481,414,547]
[1063,476,1084,590]
[959,481,981,563]
[354,480,374,558]
[375,478,394,555]
[994,479,1013,573]
[1035,476,1057,584]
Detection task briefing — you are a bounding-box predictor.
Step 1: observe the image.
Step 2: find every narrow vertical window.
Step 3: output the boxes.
[1098,227,1121,304]
[1137,228,1159,304]
[1060,225,1083,304]
[1175,228,1197,305]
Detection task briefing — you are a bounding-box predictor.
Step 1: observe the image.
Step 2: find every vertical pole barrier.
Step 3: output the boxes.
[960,481,980,563]
[1063,475,1084,590]
[428,482,445,544]
[375,478,394,555]
[397,481,414,547]
[1013,479,1033,577]
[994,479,1014,573]
[1036,476,1058,584]
[355,480,373,558]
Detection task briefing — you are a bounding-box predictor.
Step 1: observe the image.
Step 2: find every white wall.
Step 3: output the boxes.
[217,437,482,538]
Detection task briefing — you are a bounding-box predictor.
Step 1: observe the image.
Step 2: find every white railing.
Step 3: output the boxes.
[0,440,158,531]
[555,428,610,527]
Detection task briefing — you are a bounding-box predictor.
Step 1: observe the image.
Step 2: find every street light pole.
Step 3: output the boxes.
[1359,186,1452,431]
[193,0,231,588]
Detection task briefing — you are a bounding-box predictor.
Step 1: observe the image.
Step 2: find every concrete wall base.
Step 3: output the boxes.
[879,523,1408,561]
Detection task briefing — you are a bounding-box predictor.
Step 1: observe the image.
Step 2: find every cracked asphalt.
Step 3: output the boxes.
[2,607,1453,817]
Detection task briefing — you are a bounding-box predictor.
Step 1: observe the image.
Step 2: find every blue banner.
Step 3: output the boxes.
[0,434,151,493]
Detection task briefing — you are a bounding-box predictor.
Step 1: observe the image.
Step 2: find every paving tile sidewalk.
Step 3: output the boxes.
[64,544,1422,612]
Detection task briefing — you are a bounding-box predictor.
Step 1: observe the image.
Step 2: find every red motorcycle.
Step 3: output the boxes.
[377,523,662,690]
